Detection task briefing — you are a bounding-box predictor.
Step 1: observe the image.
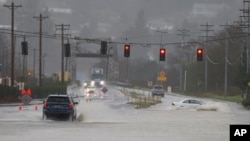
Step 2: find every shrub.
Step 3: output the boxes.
[242,99,250,107]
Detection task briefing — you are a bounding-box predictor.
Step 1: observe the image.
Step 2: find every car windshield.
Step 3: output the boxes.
[47,96,70,103]
[153,86,163,89]
[91,74,104,80]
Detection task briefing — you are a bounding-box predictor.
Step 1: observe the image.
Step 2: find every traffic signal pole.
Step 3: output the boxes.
[156,30,167,84]
[123,44,130,82]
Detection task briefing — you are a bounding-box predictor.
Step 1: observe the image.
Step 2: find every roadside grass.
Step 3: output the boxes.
[125,91,162,109]
[202,93,244,103]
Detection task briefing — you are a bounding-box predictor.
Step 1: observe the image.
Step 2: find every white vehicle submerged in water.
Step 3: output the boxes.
[172,99,205,108]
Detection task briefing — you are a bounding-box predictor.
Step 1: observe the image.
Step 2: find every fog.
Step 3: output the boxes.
[0,0,242,81]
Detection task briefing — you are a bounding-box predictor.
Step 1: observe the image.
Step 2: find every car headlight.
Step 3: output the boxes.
[100,81,104,85]
[91,81,95,86]
[83,83,87,87]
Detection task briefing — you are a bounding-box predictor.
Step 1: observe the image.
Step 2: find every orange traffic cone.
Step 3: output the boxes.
[19,103,22,111]
[35,104,38,111]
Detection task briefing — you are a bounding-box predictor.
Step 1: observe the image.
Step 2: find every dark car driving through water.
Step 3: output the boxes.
[42,94,78,121]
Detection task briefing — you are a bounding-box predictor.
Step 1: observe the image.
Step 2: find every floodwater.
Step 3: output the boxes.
[0,86,249,141]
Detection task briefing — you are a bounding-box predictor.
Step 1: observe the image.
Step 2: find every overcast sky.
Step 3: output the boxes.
[0,0,244,76]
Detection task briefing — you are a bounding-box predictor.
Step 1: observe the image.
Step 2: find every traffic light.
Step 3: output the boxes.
[159,48,166,61]
[21,41,28,55]
[197,48,203,61]
[101,41,107,55]
[65,43,71,57]
[124,44,130,57]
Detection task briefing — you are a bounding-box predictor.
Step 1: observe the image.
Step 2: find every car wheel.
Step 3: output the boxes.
[42,113,47,120]
[68,114,74,121]
[73,111,77,121]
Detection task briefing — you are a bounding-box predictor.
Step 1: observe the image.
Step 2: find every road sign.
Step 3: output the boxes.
[20,94,32,105]
[157,71,167,81]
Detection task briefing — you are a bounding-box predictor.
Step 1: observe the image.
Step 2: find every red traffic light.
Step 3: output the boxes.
[197,48,203,61]
[197,48,203,54]
[125,45,130,50]
[160,48,165,54]
[159,48,166,61]
[124,44,130,57]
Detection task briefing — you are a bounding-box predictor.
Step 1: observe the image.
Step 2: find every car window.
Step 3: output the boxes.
[190,100,197,104]
[190,100,202,104]
[47,96,70,103]
[183,100,190,103]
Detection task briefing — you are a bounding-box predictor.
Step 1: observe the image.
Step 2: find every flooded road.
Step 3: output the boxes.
[0,86,249,141]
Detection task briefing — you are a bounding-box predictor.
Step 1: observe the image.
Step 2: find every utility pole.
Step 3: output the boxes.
[55,24,70,83]
[177,28,189,92]
[33,14,48,86]
[237,0,250,99]
[220,23,234,97]
[4,2,22,86]
[239,0,250,73]
[200,22,214,92]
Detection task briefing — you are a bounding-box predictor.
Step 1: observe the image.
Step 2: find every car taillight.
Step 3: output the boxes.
[43,102,48,108]
[68,103,73,109]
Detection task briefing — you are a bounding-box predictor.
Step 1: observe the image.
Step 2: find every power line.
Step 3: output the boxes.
[0,26,249,48]
[0,29,56,39]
